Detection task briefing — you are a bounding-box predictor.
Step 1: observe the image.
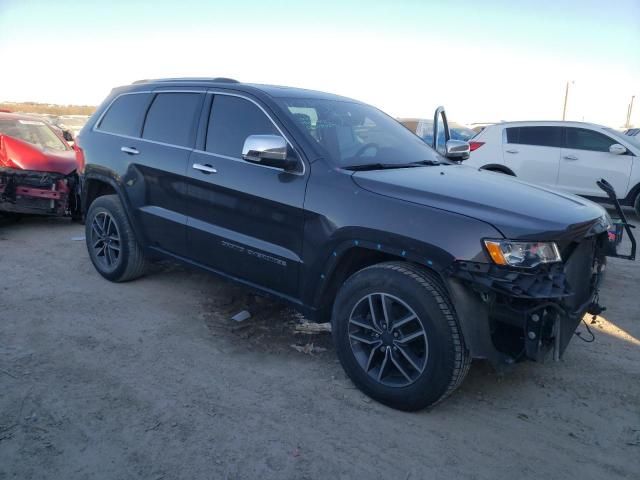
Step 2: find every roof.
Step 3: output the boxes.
[488,120,607,129]
[128,78,358,102]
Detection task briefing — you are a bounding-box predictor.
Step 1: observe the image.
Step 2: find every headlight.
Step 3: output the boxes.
[484,240,561,268]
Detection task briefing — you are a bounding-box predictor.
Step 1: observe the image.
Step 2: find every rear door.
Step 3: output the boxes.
[184,92,307,297]
[133,90,204,256]
[558,127,633,198]
[94,90,204,257]
[502,126,562,188]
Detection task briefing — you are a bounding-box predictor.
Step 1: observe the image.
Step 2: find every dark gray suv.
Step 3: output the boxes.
[75,78,630,410]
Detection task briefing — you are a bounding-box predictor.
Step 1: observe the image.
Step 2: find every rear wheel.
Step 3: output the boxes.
[85,195,147,282]
[634,192,640,218]
[332,262,470,411]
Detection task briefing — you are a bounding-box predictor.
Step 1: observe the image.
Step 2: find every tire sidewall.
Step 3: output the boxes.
[85,196,131,281]
[332,265,458,410]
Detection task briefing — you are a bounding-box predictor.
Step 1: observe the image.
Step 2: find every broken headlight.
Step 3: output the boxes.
[484,240,561,268]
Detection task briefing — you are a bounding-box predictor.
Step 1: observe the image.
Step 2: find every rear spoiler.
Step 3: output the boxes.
[597,178,636,261]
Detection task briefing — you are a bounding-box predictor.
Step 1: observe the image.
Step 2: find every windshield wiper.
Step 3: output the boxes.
[343,161,440,171]
[409,159,448,166]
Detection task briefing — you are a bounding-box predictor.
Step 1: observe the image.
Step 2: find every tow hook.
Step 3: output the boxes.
[586,300,606,318]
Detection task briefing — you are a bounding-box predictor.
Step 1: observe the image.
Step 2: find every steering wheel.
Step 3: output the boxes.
[353,142,379,159]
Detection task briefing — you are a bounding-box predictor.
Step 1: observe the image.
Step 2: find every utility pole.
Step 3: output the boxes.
[625,95,635,128]
[562,81,573,121]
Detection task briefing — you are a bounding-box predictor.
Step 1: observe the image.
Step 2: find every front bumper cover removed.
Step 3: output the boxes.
[0,167,80,217]
[446,240,605,365]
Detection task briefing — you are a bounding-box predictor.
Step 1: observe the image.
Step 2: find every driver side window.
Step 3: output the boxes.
[206,95,278,158]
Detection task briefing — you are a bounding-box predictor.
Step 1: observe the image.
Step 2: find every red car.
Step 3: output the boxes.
[0,112,81,219]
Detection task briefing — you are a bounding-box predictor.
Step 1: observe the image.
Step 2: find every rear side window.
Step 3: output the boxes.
[206,95,278,157]
[98,93,151,137]
[506,126,562,147]
[142,93,203,147]
[565,128,616,152]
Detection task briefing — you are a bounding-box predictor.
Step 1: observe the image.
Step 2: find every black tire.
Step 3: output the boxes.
[85,194,147,282]
[634,192,640,219]
[332,261,470,411]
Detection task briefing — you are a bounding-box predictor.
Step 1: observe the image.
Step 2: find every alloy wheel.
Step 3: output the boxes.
[348,293,428,387]
[90,211,121,269]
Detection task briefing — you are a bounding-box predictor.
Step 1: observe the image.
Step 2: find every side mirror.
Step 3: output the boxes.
[609,143,627,155]
[242,134,298,171]
[445,139,470,160]
[62,130,74,142]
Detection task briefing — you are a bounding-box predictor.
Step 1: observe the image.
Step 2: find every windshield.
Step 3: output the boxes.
[0,118,69,151]
[604,127,640,148]
[278,98,444,168]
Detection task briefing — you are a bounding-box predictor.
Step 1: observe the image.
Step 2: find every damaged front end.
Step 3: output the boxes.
[450,238,606,364]
[447,180,636,365]
[0,167,80,217]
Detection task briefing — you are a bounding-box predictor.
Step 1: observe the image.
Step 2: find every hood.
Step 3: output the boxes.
[0,134,77,175]
[352,164,607,240]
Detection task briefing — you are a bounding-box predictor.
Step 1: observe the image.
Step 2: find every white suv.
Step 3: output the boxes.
[466,121,640,216]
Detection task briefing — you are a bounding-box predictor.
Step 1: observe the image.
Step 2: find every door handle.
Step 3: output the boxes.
[121,146,139,155]
[505,149,519,154]
[563,155,578,161]
[192,163,218,174]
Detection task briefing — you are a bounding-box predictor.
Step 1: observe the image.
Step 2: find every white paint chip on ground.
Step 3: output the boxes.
[231,310,251,322]
[71,236,85,241]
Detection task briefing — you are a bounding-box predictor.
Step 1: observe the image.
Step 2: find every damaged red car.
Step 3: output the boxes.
[0,112,81,219]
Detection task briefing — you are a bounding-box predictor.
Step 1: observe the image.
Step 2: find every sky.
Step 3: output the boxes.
[0,0,639,127]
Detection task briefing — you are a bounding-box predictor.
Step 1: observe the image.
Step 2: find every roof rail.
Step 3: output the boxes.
[132,77,240,85]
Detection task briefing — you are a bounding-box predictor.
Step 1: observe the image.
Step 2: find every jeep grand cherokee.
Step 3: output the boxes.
[76,78,629,410]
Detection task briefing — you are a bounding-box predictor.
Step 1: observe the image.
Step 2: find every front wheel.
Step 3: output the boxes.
[332,262,470,411]
[634,192,640,219]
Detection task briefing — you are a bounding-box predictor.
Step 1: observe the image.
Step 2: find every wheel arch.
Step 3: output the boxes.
[82,173,146,247]
[83,175,119,212]
[480,164,516,176]
[308,237,451,322]
[623,181,640,207]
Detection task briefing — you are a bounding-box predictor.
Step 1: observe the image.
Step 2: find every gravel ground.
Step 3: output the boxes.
[0,213,639,479]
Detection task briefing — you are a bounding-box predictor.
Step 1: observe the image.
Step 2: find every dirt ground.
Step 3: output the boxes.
[1,212,639,480]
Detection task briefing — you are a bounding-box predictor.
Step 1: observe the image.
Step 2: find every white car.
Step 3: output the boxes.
[466,121,640,216]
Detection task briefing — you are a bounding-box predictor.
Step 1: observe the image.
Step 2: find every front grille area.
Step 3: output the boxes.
[562,236,598,312]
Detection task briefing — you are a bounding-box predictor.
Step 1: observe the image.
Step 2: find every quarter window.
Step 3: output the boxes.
[98,93,151,137]
[505,126,562,147]
[142,93,203,147]
[565,128,616,153]
[206,95,278,157]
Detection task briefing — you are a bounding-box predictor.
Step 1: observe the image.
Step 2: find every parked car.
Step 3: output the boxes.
[466,121,640,217]
[399,118,476,151]
[76,78,632,410]
[0,112,81,218]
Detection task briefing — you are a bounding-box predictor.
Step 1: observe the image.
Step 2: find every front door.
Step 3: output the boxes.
[185,93,307,297]
[557,127,633,198]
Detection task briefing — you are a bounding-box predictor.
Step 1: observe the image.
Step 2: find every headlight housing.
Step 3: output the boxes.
[484,240,561,268]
